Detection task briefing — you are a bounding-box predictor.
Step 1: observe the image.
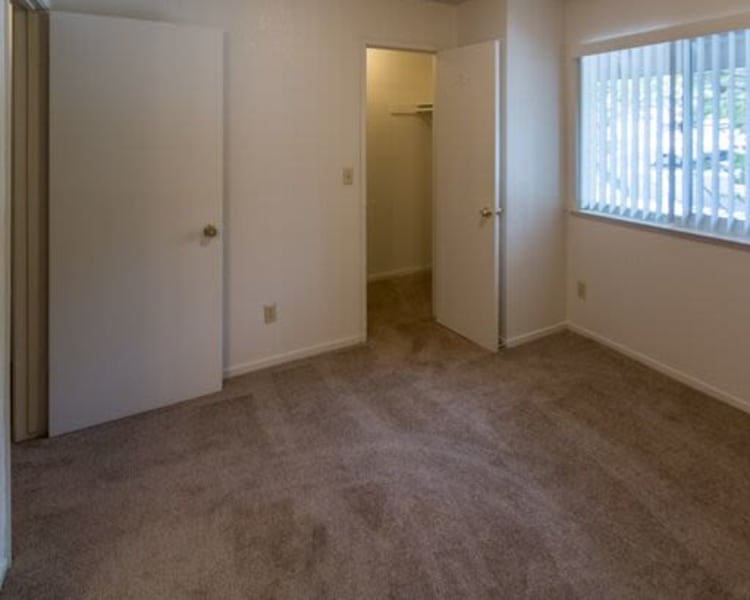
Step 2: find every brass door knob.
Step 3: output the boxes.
[203,224,219,238]
[480,207,503,218]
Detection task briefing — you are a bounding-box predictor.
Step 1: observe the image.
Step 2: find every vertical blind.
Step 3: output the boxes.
[580,29,750,237]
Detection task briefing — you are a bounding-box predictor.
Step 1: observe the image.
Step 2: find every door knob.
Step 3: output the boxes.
[480,207,494,218]
[203,224,219,238]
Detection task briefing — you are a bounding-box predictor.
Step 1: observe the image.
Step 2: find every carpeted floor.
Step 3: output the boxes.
[4,271,750,599]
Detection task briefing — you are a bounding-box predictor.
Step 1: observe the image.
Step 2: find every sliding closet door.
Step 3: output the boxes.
[49,13,224,435]
[11,6,48,441]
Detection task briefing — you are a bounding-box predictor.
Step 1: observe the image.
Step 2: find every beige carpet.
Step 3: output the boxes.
[4,272,750,599]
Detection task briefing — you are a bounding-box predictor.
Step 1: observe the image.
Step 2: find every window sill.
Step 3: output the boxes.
[568,209,750,253]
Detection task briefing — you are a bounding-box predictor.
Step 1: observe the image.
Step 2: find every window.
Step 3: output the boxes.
[580,29,750,239]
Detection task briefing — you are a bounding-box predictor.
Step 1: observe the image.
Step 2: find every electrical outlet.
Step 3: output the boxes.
[263,304,278,324]
[342,167,354,186]
[577,281,587,301]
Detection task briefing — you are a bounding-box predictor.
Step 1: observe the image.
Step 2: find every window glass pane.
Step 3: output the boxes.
[580,29,750,236]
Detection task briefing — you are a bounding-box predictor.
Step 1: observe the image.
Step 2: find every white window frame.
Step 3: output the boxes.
[573,10,750,249]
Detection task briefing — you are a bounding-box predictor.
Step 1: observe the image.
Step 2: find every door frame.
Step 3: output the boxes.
[359,39,438,340]
[1,0,12,583]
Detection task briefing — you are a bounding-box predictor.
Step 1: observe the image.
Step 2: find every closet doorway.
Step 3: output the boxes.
[365,47,436,335]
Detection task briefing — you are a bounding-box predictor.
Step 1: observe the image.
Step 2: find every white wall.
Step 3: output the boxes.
[456,0,506,46]
[503,0,566,344]
[47,0,457,375]
[366,49,434,281]
[565,0,750,412]
[0,0,12,583]
[565,0,750,47]
[459,0,566,344]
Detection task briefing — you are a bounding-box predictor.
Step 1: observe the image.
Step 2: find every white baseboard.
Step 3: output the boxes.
[504,322,568,349]
[367,266,431,283]
[223,320,750,418]
[568,322,750,416]
[224,335,365,379]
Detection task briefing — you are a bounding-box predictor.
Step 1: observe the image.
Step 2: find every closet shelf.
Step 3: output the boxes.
[389,103,433,115]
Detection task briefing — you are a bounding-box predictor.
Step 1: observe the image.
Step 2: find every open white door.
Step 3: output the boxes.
[434,41,501,351]
[49,13,224,435]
